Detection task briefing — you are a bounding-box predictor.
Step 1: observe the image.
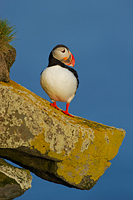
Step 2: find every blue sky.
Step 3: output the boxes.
[1,1,133,199]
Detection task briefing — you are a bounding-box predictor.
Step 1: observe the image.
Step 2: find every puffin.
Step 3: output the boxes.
[40,44,79,117]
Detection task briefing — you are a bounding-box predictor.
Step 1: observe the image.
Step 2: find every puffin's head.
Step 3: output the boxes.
[51,44,75,67]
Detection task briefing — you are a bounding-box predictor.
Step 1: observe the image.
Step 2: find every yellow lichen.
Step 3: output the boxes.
[30,131,50,155]
[0,80,126,186]
[31,122,125,183]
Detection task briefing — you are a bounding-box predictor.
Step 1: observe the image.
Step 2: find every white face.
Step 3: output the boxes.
[52,47,70,62]
[51,45,75,67]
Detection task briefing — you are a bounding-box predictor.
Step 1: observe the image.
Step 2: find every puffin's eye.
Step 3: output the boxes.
[61,49,65,53]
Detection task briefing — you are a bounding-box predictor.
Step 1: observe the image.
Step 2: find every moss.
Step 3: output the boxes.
[0,172,17,187]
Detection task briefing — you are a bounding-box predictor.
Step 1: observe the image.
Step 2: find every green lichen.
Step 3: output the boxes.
[0,172,17,187]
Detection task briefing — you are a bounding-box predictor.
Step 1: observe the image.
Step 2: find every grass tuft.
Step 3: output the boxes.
[0,18,16,53]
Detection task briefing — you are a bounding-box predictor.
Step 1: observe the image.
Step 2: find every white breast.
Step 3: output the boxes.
[40,65,77,103]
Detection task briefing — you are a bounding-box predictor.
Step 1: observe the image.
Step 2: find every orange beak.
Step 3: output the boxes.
[65,53,75,67]
[71,53,75,67]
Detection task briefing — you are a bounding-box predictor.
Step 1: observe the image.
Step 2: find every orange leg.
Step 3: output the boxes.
[62,103,74,117]
[50,102,59,110]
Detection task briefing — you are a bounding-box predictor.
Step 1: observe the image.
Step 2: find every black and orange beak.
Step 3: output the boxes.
[63,52,75,67]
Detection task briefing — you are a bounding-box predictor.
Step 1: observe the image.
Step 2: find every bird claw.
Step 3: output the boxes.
[50,102,59,110]
[62,110,74,117]
[51,102,74,117]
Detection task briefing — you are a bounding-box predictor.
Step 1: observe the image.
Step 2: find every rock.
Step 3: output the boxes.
[0,46,16,82]
[0,80,126,190]
[0,158,32,200]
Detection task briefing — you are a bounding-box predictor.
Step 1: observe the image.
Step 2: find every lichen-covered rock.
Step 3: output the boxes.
[0,158,32,200]
[0,80,126,190]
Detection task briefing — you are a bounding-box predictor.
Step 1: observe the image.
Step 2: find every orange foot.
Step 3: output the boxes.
[50,102,59,110]
[62,110,74,117]
[62,103,74,117]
